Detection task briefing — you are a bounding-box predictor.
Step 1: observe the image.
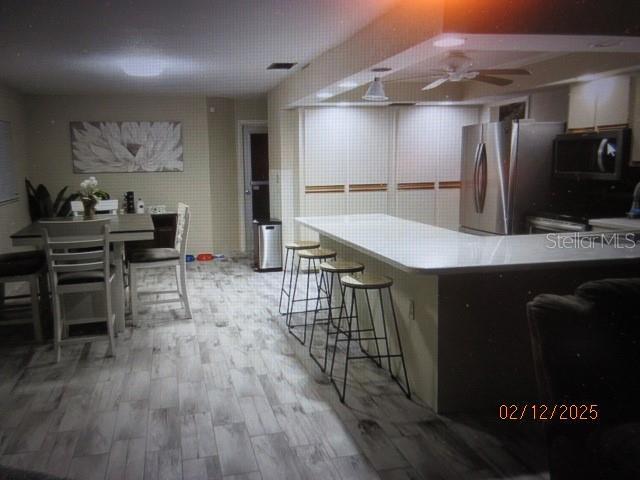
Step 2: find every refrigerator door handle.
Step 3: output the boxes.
[477,142,487,212]
[473,143,481,212]
[596,138,608,173]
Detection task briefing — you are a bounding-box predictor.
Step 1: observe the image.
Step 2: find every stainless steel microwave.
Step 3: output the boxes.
[553,128,631,181]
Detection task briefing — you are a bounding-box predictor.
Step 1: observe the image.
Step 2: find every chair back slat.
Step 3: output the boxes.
[39,219,111,280]
[51,250,106,262]
[175,203,190,258]
[46,238,107,250]
[51,261,106,273]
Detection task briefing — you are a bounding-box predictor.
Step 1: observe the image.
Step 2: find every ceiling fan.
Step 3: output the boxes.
[421,51,531,90]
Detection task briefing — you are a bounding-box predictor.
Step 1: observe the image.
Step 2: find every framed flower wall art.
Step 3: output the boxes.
[70,121,184,173]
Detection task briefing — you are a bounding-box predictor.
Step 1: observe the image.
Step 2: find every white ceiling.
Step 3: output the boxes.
[384,50,552,82]
[0,0,398,96]
[298,33,640,106]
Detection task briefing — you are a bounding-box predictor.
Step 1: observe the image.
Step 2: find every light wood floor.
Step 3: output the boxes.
[0,257,549,479]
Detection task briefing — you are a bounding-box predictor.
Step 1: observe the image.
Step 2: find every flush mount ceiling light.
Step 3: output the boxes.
[120,57,164,77]
[433,36,466,48]
[362,77,388,102]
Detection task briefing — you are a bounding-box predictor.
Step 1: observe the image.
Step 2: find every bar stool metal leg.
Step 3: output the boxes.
[278,247,290,314]
[363,289,383,368]
[286,255,302,329]
[309,269,334,372]
[387,287,411,398]
[332,289,356,403]
[329,284,348,382]
[309,268,326,369]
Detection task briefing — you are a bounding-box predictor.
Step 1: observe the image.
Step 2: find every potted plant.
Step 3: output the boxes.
[78,176,101,219]
[25,179,79,220]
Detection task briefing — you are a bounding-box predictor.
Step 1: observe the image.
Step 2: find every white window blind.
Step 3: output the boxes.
[0,120,17,204]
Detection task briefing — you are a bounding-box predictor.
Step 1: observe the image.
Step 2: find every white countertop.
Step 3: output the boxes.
[296,214,640,274]
[588,217,640,231]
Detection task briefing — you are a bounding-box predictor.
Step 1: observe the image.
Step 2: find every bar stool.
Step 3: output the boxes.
[287,247,336,345]
[309,259,364,372]
[279,241,320,315]
[329,273,410,403]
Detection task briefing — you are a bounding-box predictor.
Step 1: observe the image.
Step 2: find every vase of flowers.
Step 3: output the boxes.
[79,176,99,219]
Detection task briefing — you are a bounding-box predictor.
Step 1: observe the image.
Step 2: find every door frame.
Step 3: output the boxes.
[236,120,268,253]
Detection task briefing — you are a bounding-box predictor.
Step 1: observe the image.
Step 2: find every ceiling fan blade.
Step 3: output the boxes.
[473,75,513,86]
[475,68,530,76]
[422,77,449,90]
[386,73,447,83]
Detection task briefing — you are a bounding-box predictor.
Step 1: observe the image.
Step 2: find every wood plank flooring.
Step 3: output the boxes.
[0,257,548,479]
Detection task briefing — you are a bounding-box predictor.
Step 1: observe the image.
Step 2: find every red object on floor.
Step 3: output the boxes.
[196,253,214,261]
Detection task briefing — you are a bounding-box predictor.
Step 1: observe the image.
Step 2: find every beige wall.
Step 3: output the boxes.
[18,94,267,256]
[24,94,214,253]
[0,85,30,254]
[206,97,238,254]
[205,96,268,254]
[233,98,267,124]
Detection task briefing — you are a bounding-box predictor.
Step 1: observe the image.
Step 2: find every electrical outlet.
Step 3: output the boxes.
[408,299,415,321]
[148,205,167,214]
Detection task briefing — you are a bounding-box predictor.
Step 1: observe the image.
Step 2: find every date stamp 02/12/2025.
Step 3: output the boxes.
[498,404,600,422]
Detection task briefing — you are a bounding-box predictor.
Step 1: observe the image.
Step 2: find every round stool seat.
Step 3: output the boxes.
[297,248,336,260]
[319,259,364,274]
[285,240,320,250]
[0,251,46,277]
[341,273,393,289]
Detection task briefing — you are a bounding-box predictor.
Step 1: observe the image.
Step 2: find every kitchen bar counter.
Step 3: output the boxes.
[297,213,640,274]
[589,217,640,231]
[296,214,640,413]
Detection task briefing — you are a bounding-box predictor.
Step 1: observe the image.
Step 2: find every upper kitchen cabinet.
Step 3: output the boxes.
[345,109,392,186]
[302,108,391,187]
[303,108,350,187]
[396,107,479,183]
[396,108,441,183]
[395,106,478,228]
[567,76,631,130]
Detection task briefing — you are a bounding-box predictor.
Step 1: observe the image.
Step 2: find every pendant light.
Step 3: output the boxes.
[362,77,388,101]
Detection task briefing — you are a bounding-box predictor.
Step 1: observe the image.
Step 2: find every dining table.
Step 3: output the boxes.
[11,213,155,332]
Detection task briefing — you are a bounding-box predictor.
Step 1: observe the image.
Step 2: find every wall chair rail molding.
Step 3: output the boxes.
[438,181,462,189]
[348,183,388,192]
[304,184,345,194]
[567,124,629,133]
[70,121,184,173]
[397,182,435,190]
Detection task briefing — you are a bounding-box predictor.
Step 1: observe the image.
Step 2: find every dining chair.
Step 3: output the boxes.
[129,203,191,324]
[70,199,119,216]
[39,218,116,362]
[0,251,47,342]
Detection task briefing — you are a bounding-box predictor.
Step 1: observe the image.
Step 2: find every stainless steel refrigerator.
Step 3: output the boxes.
[459,120,564,235]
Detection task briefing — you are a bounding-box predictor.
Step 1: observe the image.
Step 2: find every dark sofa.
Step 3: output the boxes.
[527,277,640,479]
